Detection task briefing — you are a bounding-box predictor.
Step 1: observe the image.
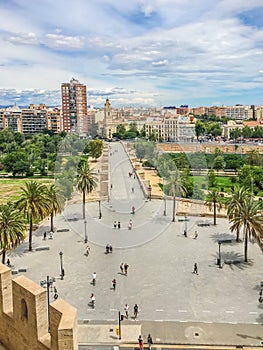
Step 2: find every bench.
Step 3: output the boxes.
[11,270,19,275]
[57,228,70,232]
[178,218,190,222]
[36,246,50,251]
[67,217,78,221]
[18,267,27,272]
[218,239,233,244]
[197,221,211,227]
[224,259,242,265]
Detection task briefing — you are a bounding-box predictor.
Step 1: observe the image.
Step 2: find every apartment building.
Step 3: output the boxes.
[21,104,47,135]
[0,105,22,132]
[145,115,195,142]
[0,104,62,135]
[61,78,88,135]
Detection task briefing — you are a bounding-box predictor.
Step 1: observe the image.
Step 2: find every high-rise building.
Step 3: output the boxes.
[61,78,88,134]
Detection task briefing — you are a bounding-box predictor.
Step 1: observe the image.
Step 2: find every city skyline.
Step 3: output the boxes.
[0,0,263,107]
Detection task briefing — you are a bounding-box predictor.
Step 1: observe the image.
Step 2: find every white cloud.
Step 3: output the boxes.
[1,0,263,106]
[152,59,168,67]
[5,32,38,45]
[44,33,85,49]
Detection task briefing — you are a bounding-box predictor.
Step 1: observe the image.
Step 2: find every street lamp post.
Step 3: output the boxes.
[184,215,188,237]
[163,178,166,216]
[98,200,102,219]
[148,185,152,201]
[118,311,122,340]
[40,276,56,333]
[84,220,88,243]
[59,252,64,280]
[218,241,222,268]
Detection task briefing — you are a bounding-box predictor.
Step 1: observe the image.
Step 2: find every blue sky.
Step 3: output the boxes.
[0,0,263,107]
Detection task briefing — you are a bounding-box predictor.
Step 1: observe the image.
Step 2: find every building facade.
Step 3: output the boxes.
[61,78,88,135]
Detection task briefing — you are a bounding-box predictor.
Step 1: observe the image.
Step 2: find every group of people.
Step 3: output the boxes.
[113,220,134,230]
[113,221,121,229]
[120,262,129,275]
[105,244,113,254]
[43,231,53,240]
[138,334,153,349]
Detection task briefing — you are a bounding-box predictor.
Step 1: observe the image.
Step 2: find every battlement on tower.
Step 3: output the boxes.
[0,263,78,350]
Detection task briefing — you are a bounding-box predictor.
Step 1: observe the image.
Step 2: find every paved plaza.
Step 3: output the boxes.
[8,142,263,346]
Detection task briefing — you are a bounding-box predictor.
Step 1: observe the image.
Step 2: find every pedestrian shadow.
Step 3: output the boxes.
[236,332,263,341]
[118,272,126,276]
[88,302,95,309]
[211,232,237,244]
[214,251,253,270]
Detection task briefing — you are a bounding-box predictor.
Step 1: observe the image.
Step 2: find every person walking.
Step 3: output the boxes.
[86,245,90,256]
[112,278,116,290]
[133,303,139,319]
[193,263,198,275]
[113,221,117,229]
[120,263,124,274]
[147,334,153,349]
[90,293,95,308]
[194,231,198,239]
[106,244,110,254]
[138,335,143,350]
[92,272,97,285]
[124,303,129,318]
[128,219,133,230]
[131,186,134,193]
[6,259,11,267]
[117,221,121,229]
[43,231,47,240]
[124,263,129,276]
[131,206,135,214]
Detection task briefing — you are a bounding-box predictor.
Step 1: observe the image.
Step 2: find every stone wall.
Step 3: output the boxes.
[0,264,78,350]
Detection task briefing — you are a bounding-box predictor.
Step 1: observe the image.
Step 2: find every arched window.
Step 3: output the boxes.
[21,299,28,321]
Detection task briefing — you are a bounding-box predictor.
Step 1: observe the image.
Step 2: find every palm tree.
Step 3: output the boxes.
[16,181,50,251]
[46,184,65,232]
[229,196,263,262]
[226,187,252,241]
[0,203,26,263]
[166,170,186,222]
[205,188,222,225]
[77,160,97,219]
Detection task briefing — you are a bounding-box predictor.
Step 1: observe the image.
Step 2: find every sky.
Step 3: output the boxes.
[0,0,263,108]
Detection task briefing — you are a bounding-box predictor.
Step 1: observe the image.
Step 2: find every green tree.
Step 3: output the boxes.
[77,160,97,219]
[208,169,217,188]
[2,151,30,176]
[16,181,50,251]
[230,128,241,141]
[242,126,252,139]
[0,203,26,263]
[195,120,206,140]
[84,140,103,160]
[212,155,225,173]
[156,154,176,179]
[205,188,223,225]
[206,122,222,137]
[246,149,262,166]
[166,170,186,222]
[46,184,65,232]
[226,187,252,242]
[229,196,263,262]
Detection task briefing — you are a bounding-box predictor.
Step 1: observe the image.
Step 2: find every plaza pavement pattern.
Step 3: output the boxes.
[8,142,263,347]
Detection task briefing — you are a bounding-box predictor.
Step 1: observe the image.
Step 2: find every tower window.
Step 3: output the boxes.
[21,299,28,321]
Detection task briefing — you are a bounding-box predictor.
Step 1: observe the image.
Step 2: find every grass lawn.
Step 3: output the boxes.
[192,175,234,192]
[0,177,54,205]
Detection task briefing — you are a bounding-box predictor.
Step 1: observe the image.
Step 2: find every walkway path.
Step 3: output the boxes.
[7,142,263,347]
